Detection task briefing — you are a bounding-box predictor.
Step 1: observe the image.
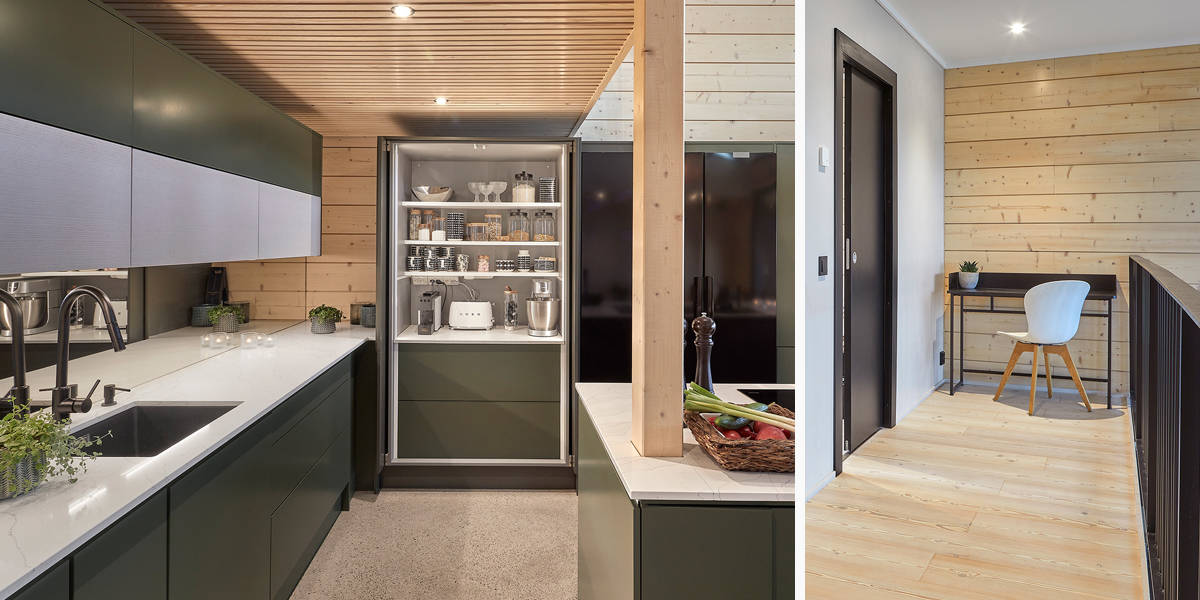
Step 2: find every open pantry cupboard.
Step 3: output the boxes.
[385,139,577,467]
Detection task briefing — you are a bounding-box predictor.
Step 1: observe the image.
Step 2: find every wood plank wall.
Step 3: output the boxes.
[217,137,377,319]
[577,0,794,141]
[944,44,1200,396]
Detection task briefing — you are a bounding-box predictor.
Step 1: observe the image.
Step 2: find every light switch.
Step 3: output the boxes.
[818,145,830,168]
[818,255,828,277]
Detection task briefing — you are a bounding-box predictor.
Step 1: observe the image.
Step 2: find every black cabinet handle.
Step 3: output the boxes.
[704,275,715,316]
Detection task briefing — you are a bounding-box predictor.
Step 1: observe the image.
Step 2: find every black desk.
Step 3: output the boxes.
[947,272,1120,408]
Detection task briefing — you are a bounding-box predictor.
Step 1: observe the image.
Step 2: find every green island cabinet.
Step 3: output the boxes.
[394,344,562,460]
[0,0,320,195]
[9,356,354,600]
[577,406,795,600]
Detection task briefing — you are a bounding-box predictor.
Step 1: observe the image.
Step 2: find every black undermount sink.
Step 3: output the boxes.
[72,404,238,457]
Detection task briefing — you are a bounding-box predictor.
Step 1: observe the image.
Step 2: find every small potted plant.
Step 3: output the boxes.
[208,304,246,333]
[958,260,980,289]
[0,400,106,499]
[309,304,344,334]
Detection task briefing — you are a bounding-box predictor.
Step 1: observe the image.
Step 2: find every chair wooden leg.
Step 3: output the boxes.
[1029,345,1039,416]
[1043,346,1054,399]
[1052,344,1092,412]
[993,342,1028,402]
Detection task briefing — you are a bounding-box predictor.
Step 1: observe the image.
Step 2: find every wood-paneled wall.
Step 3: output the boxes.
[218,137,377,319]
[576,0,794,141]
[944,44,1200,396]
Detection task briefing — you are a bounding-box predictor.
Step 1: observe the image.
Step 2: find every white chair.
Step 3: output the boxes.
[992,280,1093,415]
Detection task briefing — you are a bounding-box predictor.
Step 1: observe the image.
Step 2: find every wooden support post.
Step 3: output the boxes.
[630,0,684,457]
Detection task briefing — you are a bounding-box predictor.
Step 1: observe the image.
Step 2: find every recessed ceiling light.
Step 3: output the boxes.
[1009,21,1026,35]
[434,97,448,105]
[390,5,414,17]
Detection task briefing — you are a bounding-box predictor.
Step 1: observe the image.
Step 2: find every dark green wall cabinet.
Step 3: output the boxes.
[9,357,354,600]
[0,0,320,195]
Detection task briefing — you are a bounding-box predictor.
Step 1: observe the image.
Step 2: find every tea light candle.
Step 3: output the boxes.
[263,335,275,347]
[201,334,212,347]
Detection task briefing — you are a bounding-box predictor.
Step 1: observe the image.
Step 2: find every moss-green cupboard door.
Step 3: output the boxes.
[640,505,775,600]
[73,492,167,600]
[8,561,68,600]
[0,0,133,144]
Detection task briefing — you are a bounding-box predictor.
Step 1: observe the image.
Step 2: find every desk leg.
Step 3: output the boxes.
[958,294,965,391]
[1107,298,1113,409]
[949,294,955,395]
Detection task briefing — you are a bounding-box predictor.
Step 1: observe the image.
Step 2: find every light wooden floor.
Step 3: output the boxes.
[806,385,1148,600]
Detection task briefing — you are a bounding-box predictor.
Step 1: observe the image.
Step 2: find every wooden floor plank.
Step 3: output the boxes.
[806,386,1148,600]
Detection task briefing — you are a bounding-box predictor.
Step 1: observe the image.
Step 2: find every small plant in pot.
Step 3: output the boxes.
[0,400,107,500]
[958,260,980,290]
[208,304,246,333]
[309,304,344,334]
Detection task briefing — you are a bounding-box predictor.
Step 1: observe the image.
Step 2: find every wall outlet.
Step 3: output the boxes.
[939,350,946,365]
[818,255,828,277]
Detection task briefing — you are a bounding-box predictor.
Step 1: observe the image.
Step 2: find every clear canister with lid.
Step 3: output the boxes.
[466,223,488,241]
[408,209,422,240]
[484,214,503,241]
[508,211,530,242]
[431,216,447,241]
[533,210,555,242]
[513,171,536,203]
[503,287,519,331]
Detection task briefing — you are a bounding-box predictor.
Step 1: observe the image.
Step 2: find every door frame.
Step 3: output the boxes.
[832,29,898,475]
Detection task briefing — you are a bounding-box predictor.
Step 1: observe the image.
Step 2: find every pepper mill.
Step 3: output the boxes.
[692,312,715,392]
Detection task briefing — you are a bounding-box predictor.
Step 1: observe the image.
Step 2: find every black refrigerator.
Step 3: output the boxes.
[577,150,778,383]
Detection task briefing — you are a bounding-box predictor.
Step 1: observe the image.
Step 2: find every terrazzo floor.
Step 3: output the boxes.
[290,490,578,600]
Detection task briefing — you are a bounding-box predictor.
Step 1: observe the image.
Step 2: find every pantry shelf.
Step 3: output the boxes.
[402,201,560,209]
[402,271,561,279]
[394,324,563,344]
[404,240,559,247]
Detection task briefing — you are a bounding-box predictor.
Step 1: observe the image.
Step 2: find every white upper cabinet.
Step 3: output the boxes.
[131,150,259,266]
[258,182,321,259]
[0,112,132,274]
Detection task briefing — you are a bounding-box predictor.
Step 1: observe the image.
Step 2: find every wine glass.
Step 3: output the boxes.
[477,182,494,203]
[468,182,482,202]
[489,181,507,202]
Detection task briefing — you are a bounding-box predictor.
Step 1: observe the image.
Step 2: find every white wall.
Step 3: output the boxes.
[804,0,945,498]
[576,0,795,141]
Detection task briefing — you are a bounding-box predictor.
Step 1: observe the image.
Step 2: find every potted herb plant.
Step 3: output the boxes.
[958,260,980,290]
[0,401,106,499]
[208,304,245,334]
[309,304,344,334]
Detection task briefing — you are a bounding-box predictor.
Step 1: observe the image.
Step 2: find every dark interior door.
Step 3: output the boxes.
[683,152,705,380]
[703,153,777,383]
[845,66,887,452]
[579,151,633,382]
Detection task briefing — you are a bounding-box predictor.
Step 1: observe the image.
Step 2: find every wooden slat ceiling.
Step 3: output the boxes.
[108,1,634,136]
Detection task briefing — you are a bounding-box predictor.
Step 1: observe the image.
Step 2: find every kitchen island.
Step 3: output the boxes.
[575,382,795,600]
[0,321,372,598]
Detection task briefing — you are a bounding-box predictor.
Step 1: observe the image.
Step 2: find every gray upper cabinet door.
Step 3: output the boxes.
[0,0,133,144]
[131,150,259,266]
[259,183,321,259]
[0,113,132,274]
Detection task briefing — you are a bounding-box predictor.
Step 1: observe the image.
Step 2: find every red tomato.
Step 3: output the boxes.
[737,425,755,438]
[706,415,718,424]
[754,425,786,441]
[722,429,742,440]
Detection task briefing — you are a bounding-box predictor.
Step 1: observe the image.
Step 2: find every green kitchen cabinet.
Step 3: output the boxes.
[395,344,560,403]
[132,31,320,195]
[776,144,796,384]
[641,505,775,599]
[577,407,637,600]
[0,0,133,144]
[73,491,167,600]
[394,400,560,459]
[774,507,796,599]
[8,561,68,600]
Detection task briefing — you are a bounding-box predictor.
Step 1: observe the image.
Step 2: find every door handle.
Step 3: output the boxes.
[690,276,701,320]
[704,275,714,315]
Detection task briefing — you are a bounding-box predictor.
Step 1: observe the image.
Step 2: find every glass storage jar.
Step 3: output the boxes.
[503,288,519,331]
[484,214,503,241]
[513,171,536,203]
[533,210,555,242]
[533,256,557,273]
[466,223,488,241]
[408,209,422,240]
[421,209,434,226]
[477,254,491,272]
[431,216,446,241]
[508,211,530,242]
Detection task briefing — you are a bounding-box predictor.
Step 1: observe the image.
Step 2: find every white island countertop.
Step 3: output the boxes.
[0,322,371,597]
[575,382,795,503]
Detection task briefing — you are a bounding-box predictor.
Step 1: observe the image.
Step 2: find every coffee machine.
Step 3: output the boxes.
[417,290,443,335]
[0,278,64,336]
[526,279,560,337]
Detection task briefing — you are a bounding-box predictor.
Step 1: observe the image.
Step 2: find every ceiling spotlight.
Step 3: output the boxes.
[434,97,448,105]
[390,5,414,17]
[1009,21,1026,35]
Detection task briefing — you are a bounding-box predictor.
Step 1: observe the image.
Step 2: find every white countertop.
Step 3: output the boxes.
[0,321,369,597]
[0,327,128,345]
[575,382,796,503]
[395,324,561,344]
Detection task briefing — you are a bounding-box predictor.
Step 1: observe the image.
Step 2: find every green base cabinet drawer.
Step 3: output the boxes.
[73,491,167,600]
[394,400,560,459]
[395,344,560,403]
[268,376,352,511]
[270,430,351,600]
[9,561,68,600]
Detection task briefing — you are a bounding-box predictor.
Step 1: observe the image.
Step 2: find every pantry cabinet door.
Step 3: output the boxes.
[8,560,68,600]
[640,505,774,600]
[131,149,259,266]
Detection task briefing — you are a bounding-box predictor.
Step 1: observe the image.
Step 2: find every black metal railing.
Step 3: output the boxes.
[1129,256,1200,600]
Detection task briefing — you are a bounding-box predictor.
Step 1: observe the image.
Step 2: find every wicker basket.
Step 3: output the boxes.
[310,317,336,334]
[1,454,46,500]
[684,404,795,473]
[213,314,241,333]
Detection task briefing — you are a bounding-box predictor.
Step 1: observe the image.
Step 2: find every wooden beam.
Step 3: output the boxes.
[630,0,684,457]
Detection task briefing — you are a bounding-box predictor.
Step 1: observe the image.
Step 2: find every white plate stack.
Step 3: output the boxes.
[537,177,557,203]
